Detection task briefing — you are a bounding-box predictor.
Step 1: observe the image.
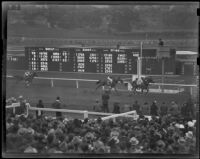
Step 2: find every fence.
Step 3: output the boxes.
[6,102,137,121]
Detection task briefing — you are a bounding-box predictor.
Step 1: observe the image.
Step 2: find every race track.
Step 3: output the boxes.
[6,70,191,115]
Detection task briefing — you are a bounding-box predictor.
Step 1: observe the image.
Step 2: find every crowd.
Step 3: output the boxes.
[5,94,197,154]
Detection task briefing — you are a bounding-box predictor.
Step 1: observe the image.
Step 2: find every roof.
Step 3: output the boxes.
[176,51,198,55]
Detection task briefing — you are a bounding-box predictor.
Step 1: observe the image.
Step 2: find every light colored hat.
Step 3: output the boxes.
[178,137,186,144]
[130,137,139,145]
[185,131,193,139]
[19,95,23,99]
[188,121,194,127]
[24,146,38,153]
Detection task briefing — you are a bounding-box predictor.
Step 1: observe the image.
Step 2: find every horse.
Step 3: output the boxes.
[13,71,38,87]
[131,76,154,94]
[95,76,124,93]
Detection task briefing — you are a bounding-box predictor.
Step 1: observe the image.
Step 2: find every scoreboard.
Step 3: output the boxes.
[24,47,151,74]
[7,47,176,75]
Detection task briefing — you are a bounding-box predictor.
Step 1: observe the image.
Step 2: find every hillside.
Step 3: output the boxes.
[7,4,198,39]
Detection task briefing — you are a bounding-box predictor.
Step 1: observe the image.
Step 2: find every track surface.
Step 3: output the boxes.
[6,70,192,114]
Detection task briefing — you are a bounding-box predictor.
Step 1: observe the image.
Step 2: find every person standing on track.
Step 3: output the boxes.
[150,100,158,116]
[36,99,44,119]
[168,101,179,116]
[159,102,168,117]
[52,96,62,120]
[132,100,141,115]
[102,90,110,113]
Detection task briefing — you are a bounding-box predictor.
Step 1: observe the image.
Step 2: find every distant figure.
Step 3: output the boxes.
[184,98,195,119]
[116,42,121,49]
[141,102,149,115]
[93,100,102,112]
[102,91,110,113]
[52,97,62,120]
[159,102,168,116]
[150,100,158,116]
[132,100,141,114]
[168,101,179,116]
[112,102,120,114]
[181,103,187,117]
[36,100,44,118]
[107,76,113,85]
[158,38,164,47]
[15,96,26,115]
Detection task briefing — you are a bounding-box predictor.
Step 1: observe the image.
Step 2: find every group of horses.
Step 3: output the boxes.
[95,76,154,94]
[12,71,154,94]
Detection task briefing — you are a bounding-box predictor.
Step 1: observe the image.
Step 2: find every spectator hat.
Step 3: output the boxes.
[24,145,38,153]
[18,95,23,99]
[178,137,186,144]
[185,131,193,139]
[129,137,139,146]
[188,121,195,127]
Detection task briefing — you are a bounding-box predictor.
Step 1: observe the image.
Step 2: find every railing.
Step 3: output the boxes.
[6,102,135,119]
[6,75,197,89]
[6,102,29,117]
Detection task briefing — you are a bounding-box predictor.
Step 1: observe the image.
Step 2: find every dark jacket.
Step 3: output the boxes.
[132,103,141,114]
[52,100,62,119]
[150,103,158,116]
[160,103,168,116]
[102,93,110,105]
[36,102,44,118]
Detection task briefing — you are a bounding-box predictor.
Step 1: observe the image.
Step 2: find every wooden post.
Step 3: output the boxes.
[76,80,79,89]
[51,79,54,87]
[84,111,88,119]
[13,107,15,114]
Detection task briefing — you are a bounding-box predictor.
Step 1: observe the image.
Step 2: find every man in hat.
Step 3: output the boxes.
[102,91,110,113]
[169,101,179,116]
[15,95,26,115]
[52,97,62,120]
[150,100,158,116]
[93,100,102,112]
[132,100,141,115]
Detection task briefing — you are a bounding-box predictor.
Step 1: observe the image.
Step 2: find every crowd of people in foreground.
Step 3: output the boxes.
[5,95,197,154]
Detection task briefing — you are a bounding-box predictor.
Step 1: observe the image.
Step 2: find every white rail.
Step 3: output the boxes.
[6,75,197,87]
[6,102,134,119]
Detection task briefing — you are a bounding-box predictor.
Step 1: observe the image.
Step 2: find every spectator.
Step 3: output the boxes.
[52,97,62,120]
[93,100,102,112]
[181,103,187,117]
[150,100,158,116]
[185,98,195,119]
[158,38,164,47]
[141,102,149,115]
[132,101,141,115]
[113,102,120,114]
[15,96,26,115]
[168,101,179,116]
[159,102,168,117]
[102,91,110,113]
[36,100,44,119]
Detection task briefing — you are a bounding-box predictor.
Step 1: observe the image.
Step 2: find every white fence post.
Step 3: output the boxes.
[83,111,88,119]
[51,79,54,87]
[76,80,79,89]
[13,106,15,114]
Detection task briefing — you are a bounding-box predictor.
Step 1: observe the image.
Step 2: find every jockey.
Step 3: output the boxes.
[136,77,143,85]
[107,76,113,84]
[24,71,31,78]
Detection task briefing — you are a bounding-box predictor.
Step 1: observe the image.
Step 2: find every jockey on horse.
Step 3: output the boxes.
[24,70,37,86]
[107,76,113,85]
